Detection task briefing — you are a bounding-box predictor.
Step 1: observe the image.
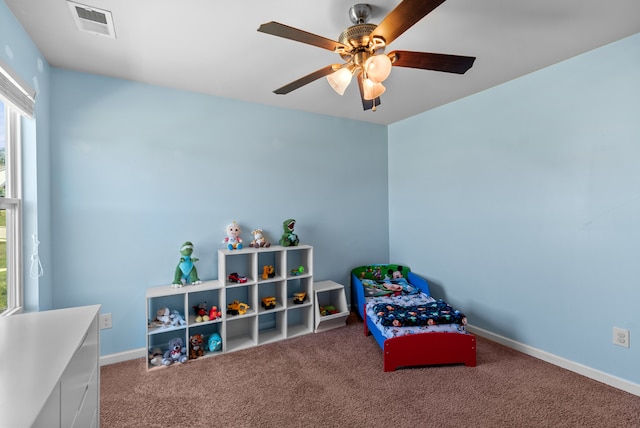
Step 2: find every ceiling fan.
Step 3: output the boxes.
[257,0,476,111]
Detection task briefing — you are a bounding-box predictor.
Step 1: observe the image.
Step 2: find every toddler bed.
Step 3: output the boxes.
[352,264,476,372]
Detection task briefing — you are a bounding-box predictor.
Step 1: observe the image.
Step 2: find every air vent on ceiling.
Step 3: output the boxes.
[67,1,116,39]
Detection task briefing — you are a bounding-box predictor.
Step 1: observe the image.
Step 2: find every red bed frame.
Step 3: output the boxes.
[353,264,477,372]
[363,308,477,371]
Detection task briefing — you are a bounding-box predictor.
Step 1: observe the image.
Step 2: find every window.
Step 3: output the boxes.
[0,99,22,315]
[0,60,33,316]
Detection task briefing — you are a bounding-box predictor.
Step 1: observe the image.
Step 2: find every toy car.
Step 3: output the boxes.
[228,272,248,283]
[290,266,305,276]
[227,300,250,315]
[292,292,306,304]
[261,296,276,310]
[319,305,338,316]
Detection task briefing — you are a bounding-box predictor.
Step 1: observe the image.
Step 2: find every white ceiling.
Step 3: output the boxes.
[5,0,640,125]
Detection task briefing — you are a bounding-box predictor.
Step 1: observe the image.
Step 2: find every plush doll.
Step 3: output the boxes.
[172,241,202,287]
[279,219,299,247]
[249,229,271,248]
[170,310,186,327]
[162,337,188,365]
[208,332,222,352]
[154,307,171,327]
[189,334,205,360]
[222,221,243,250]
[193,302,209,323]
[148,347,164,366]
[208,305,221,320]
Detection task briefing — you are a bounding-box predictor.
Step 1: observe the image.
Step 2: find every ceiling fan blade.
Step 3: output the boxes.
[273,64,339,95]
[389,50,476,74]
[357,73,381,111]
[258,22,350,52]
[370,0,446,46]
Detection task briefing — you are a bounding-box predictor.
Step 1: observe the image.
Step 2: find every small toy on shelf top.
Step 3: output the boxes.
[222,220,243,250]
[279,219,299,247]
[249,228,271,248]
[172,241,202,287]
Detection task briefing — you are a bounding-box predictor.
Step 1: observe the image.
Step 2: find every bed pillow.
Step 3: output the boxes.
[354,264,411,282]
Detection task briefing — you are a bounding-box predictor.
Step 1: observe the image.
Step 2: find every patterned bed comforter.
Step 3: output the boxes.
[366,293,468,339]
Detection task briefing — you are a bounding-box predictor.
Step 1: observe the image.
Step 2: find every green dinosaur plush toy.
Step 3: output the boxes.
[172,241,202,287]
[279,219,300,247]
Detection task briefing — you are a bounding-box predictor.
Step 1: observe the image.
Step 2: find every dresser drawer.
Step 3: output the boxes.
[72,363,99,428]
[61,316,99,427]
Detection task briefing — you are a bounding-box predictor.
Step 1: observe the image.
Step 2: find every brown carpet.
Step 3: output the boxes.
[101,314,640,428]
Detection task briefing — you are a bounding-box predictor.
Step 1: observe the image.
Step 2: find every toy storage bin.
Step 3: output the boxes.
[313,280,349,333]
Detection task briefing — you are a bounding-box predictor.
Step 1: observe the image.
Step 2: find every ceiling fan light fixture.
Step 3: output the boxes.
[362,78,385,100]
[364,54,392,83]
[327,67,353,95]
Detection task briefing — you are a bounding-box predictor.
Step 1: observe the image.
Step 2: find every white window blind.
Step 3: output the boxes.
[0,59,35,118]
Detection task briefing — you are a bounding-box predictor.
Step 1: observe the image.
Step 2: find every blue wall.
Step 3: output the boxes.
[389,33,640,384]
[50,70,389,354]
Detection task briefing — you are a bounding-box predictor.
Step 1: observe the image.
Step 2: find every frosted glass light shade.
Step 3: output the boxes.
[362,78,385,100]
[327,68,353,95]
[364,54,392,83]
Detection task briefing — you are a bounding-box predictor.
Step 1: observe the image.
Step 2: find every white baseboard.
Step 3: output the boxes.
[467,325,640,397]
[100,347,146,366]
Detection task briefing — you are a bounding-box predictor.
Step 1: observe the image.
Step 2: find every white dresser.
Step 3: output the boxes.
[0,305,101,428]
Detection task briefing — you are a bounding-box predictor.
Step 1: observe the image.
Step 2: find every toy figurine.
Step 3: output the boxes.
[290,266,304,276]
[249,229,271,248]
[222,221,243,250]
[193,302,209,323]
[162,337,188,365]
[208,333,222,352]
[208,305,222,320]
[262,265,275,280]
[279,219,299,247]
[189,334,205,360]
[172,241,202,287]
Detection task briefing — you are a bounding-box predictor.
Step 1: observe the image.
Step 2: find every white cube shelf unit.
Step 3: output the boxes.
[146,279,224,371]
[146,245,314,371]
[220,244,314,351]
[313,280,349,333]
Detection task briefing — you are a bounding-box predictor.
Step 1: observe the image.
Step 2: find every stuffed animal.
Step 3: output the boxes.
[148,347,164,366]
[208,333,222,352]
[193,302,209,323]
[222,221,243,250]
[208,305,221,320]
[189,334,205,360]
[170,310,186,327]
[162,337,188,365]
[154,307,171,327]
[172,241,202,287]
[249,229,271,248]
[279,219,299,247]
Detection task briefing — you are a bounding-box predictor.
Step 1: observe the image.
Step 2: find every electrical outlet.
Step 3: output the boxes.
[100,313,112,330]
[613,327,629,348]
